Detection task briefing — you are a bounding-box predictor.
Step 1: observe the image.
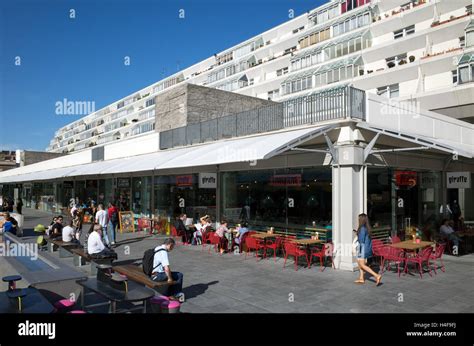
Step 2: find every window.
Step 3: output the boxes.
[268,89,280,100]
[277,67,289,76]
[394,29,404,40]
[406,25,415,36]
[394,25,415,40]
[145,98,155,107]
[117,101,124,109]
[452,70,458,84]
[460,36,466,48]
[458,66,470,84]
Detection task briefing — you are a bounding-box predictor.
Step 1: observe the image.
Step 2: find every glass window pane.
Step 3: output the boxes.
[343,42,349,55]
[459,66,469,83]
[347,65,354,77]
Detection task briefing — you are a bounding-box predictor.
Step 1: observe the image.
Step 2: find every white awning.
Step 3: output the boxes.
[357,122,473,159]
[0,126,333,184]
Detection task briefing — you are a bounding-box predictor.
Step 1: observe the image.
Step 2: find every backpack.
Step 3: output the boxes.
[110,210,119,223]
[142,247,166,276]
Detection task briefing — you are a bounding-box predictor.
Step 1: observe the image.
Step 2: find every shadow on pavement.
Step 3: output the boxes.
[183,281,219,300]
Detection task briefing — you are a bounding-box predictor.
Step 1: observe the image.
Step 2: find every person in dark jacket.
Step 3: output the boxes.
[16,199,23,215]
[175,213,193,244]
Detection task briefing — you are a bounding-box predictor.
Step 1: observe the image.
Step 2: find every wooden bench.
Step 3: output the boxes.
[45,238,81,258]
[112,264,175,295]
[70,248,114,276]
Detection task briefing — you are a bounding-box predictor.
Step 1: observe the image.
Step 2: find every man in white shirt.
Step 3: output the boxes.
[62,220,79,244]
[87,224,106,255]
[151,238,184,299]
[95,204,109,246]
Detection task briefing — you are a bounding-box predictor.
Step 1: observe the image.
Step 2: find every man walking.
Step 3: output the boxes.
[95,204,109,246]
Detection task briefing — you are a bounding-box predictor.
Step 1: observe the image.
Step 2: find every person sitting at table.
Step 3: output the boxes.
[46,216,57,236]
[87,224,117,259]
[62,219,80,244]
[215,219,230,254]
[440,219,462,248]
[193,215,211,245]
[50,216,64,240]
[175,213,192,244]
[234,221,249,246]
[3,212,19,236]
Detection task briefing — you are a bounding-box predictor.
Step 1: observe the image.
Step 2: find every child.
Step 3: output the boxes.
[215,219,229,254]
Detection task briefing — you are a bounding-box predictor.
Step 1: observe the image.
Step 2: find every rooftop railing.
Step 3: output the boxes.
[159,85,365,149]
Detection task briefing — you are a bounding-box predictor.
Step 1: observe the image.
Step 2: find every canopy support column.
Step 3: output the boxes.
[332,125,367,271]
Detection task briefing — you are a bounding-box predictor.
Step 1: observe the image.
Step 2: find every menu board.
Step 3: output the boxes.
[119,211,135,233]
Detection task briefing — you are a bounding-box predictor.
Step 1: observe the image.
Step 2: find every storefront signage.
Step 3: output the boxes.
[176,175,193,187]
[395,171,417,187]
[269,174,302,187]
[198,173,217,189]
[117,178,130,188]
[447,172,471,189]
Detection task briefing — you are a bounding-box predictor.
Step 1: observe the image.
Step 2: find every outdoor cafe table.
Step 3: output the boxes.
[291,239,325,246]
[390,240,435,251]
[77,278,155,313]
[251,233,279,240]
[0,287,55,313]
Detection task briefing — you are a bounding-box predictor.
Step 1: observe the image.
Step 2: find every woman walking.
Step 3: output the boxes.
[354,213,382,286]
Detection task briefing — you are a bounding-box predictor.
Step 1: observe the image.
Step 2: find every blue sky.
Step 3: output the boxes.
[0,0,324,151]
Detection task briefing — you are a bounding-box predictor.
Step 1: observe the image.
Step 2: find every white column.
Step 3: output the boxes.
[331,126,367,271]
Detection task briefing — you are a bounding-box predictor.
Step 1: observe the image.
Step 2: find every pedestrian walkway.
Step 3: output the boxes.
[1,209,473,313]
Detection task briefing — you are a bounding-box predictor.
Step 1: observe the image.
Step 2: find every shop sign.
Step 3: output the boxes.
[23,183,32,189]
[63,181,74,189]
[447,172,471,189]
[176,175,193,186]
[198,173,217,189]
[269,174,302,187]
[395,171,417,187]
[117,178,130,188]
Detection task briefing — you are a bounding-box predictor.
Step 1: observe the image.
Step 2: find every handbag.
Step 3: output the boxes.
[352,236,360,256]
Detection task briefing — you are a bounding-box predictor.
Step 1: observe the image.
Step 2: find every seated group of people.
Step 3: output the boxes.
[174,214,250,253]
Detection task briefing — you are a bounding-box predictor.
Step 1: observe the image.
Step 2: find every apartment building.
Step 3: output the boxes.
[46,0,474,154]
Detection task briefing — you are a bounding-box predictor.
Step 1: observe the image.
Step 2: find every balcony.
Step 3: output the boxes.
[160,86,365,149]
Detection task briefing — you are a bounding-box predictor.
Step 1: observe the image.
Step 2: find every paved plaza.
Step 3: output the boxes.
[1,209,474,313]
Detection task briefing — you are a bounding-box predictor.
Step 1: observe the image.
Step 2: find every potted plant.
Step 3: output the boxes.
[367,70,373,74]
[387,61,396,68]
[399,59,407,65]
[409,55,415,63]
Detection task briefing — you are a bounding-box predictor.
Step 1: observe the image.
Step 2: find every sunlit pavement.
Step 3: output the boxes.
[1,208,473,313]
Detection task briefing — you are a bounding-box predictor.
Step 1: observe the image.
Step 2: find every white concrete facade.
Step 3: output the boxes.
[45,0,474,155]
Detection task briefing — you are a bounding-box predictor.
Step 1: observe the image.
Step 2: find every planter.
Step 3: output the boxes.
[387,62,396,68]
[367,70,373,74]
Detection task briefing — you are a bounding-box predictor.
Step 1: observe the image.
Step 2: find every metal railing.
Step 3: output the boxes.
[159,86,365,149]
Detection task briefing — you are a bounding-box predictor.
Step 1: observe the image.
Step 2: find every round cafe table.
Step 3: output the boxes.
[2,275,22,291]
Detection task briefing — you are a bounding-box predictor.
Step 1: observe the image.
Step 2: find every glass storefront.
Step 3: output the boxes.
[367,168,444,239]
[132,176,152,216]
[221,167,332,230]
[153,174,216,221]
